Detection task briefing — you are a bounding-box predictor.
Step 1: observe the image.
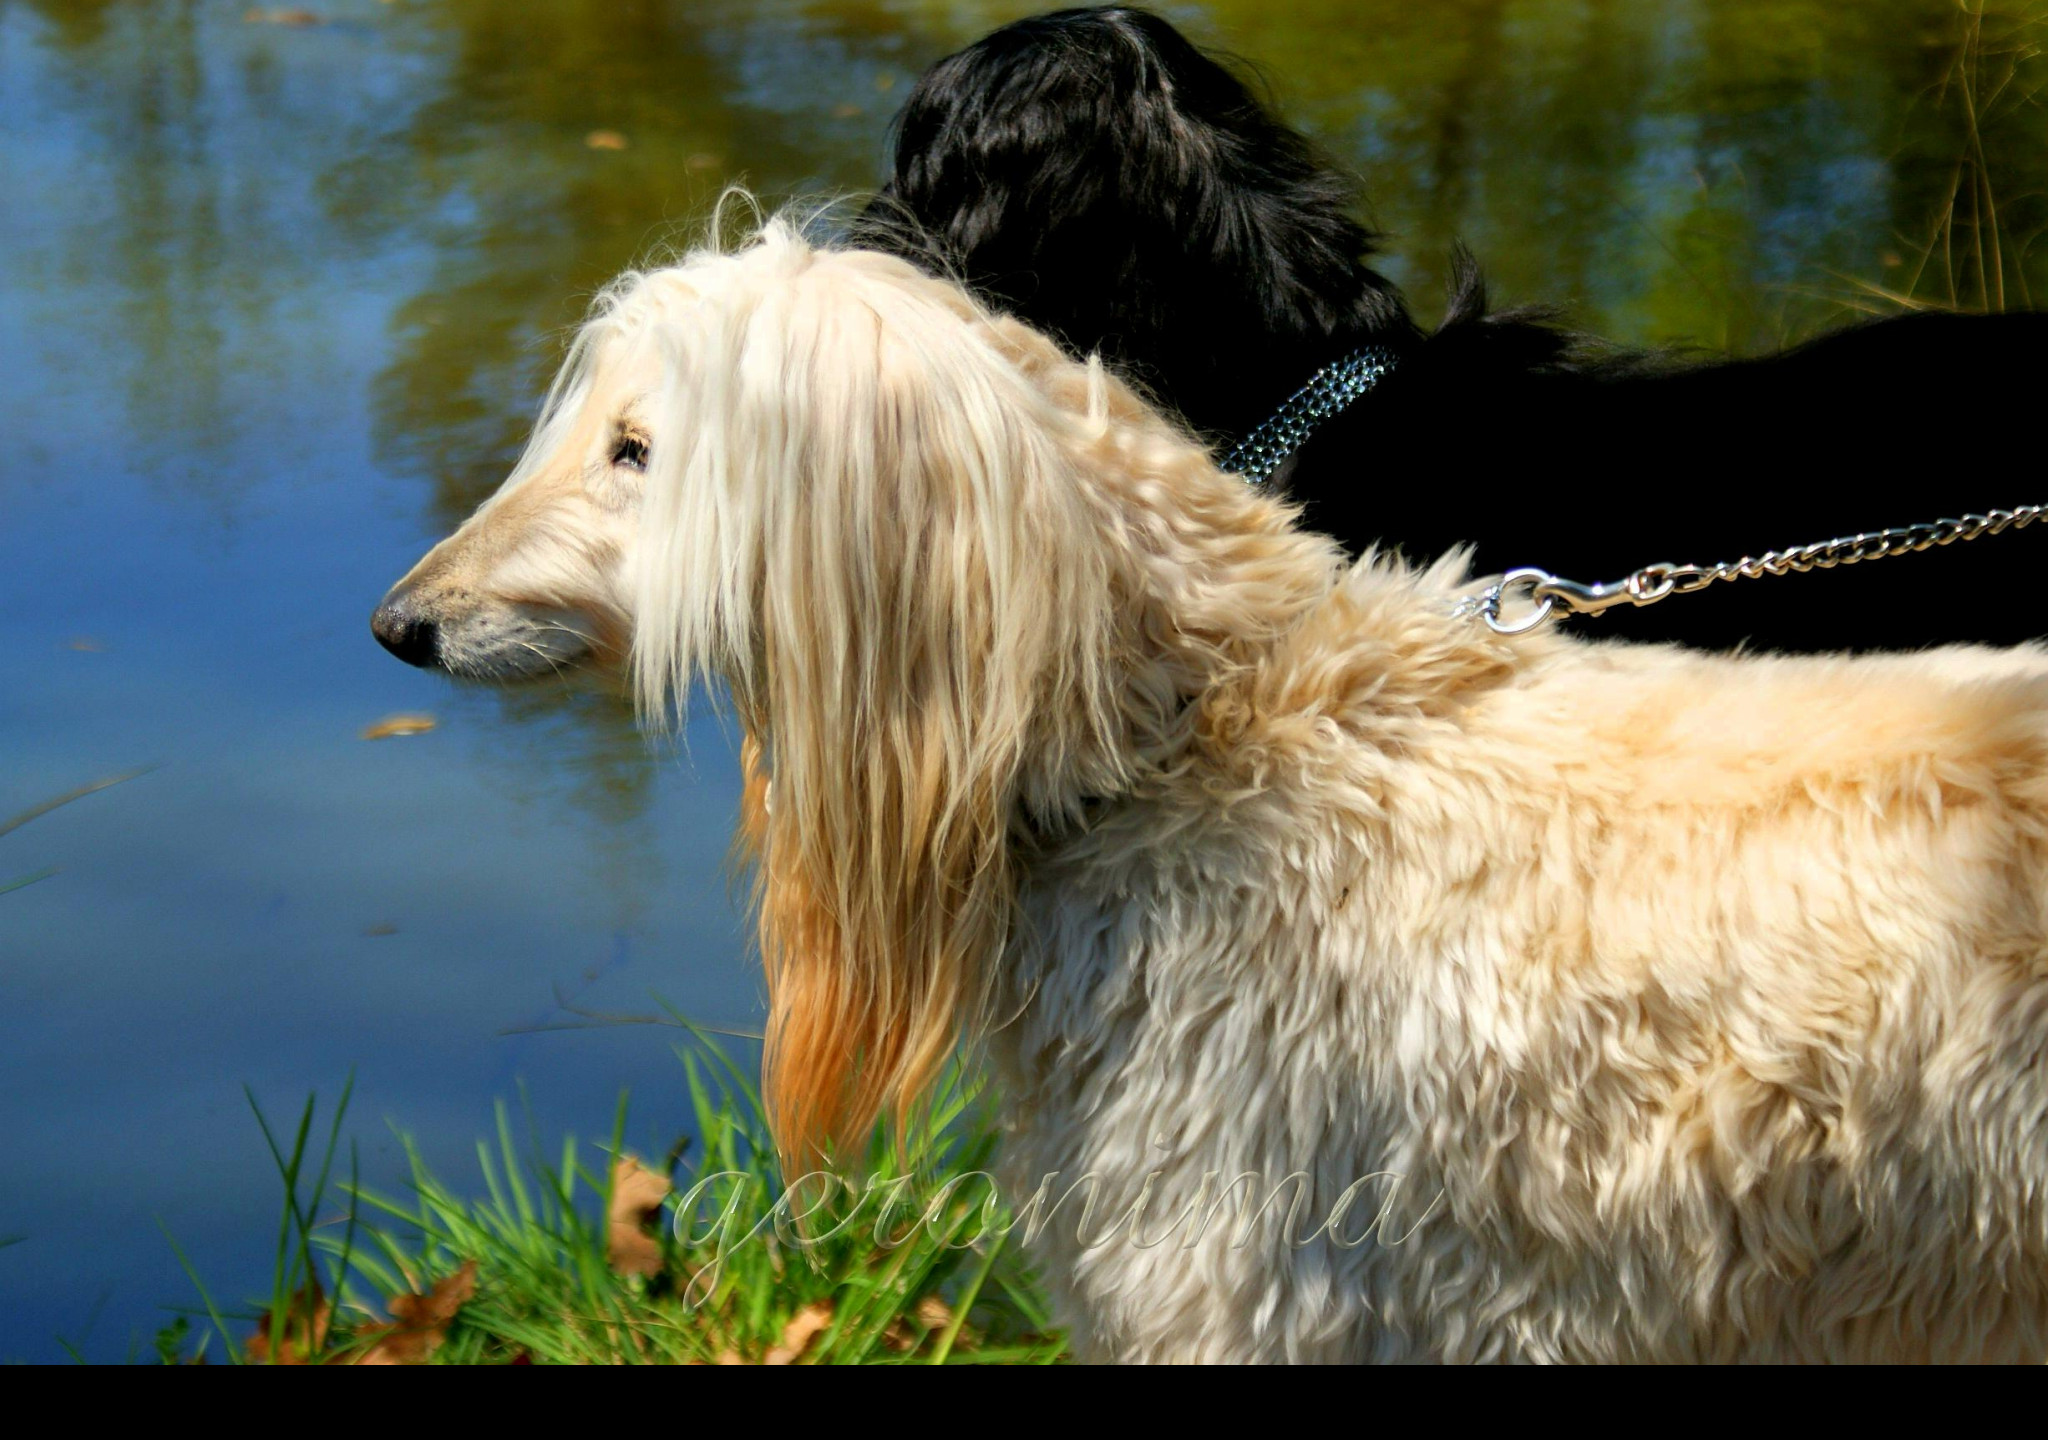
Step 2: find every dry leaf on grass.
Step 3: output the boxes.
[882,1295,956,1353]
[606,1154,671,1277]
[246,1279,332,1364]
[349,1260,478,1365]
[360,713,436,740]
[585,130,629,151]
[763,1300,834,1365]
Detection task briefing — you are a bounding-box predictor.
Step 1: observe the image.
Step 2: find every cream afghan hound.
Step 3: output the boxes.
[373,215,2048,1363]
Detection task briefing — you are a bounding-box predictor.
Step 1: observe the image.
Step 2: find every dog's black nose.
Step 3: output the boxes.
[371,595,441,669]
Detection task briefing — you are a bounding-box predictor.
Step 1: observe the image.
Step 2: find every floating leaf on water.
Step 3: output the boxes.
[585,130,629,151]
[685,152,721,172]
[832,103,864,119]
[243,7,323,24]
[875,71,897,92]
[362,922,398,937]
[350,1260,478,1365]
[66,637,103,652]
[360,713,436,740]
[606,1154,670,1277]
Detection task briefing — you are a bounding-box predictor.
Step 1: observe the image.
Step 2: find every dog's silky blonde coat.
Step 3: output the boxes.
[388,217,2048,1362]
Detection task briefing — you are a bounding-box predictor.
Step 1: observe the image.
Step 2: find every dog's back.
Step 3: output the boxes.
[996,562,2048,1361]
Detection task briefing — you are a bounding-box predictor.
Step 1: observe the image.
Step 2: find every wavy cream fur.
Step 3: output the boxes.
[392,215,2048,1362]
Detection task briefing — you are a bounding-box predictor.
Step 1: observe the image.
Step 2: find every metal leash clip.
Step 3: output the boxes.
[1464,566,1676,635]
[1459,505,2048,636]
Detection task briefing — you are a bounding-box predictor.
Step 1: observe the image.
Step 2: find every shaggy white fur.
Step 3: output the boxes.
[379,215,2048,1363]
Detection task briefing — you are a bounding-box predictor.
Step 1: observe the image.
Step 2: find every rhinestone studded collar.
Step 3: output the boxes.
[1217,345,1400,485]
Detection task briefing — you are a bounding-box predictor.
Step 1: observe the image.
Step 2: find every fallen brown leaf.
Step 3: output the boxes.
[606,1154,671,1277]
[247,1278,332,1364]
[350,1260,478,1365]
[881,1295,954,1354]
[360,713,436,740]
[585,130,629,151]
[763,1300,834,1365]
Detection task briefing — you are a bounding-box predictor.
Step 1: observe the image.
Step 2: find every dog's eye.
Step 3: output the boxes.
[612,435,649,472]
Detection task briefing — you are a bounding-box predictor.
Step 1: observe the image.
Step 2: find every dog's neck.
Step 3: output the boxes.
[1050,389,1548,828]
[1031,404,1349,811]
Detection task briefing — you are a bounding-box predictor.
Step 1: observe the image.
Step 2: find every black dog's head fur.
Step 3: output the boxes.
[850,5,1579,445]
[850,6,1418,442]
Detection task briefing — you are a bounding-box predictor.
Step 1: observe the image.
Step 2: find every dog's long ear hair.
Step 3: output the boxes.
[634,227,1126,1161]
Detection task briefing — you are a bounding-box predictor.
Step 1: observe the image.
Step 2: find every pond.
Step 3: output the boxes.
[3,0,2041,1360]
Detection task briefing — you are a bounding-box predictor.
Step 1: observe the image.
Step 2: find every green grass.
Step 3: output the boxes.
[160,1030,1065,1365]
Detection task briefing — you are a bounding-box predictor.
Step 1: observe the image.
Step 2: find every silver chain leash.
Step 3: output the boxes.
[1459,504,2048,635]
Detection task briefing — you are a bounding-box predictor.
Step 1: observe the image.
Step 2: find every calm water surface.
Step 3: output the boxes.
[3,0,2042,1359]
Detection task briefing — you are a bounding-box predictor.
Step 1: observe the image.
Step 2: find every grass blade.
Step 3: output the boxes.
[0,767,155,840]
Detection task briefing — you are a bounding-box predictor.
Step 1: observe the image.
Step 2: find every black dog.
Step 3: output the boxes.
[851,6,2048,652]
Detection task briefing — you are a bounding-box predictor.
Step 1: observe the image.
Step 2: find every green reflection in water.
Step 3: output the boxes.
[19,1,2043,489]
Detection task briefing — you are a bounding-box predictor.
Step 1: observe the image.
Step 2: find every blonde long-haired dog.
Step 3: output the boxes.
[373,216,2048,1363]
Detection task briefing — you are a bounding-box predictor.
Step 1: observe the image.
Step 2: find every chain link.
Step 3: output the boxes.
[1459,505,2048,636]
